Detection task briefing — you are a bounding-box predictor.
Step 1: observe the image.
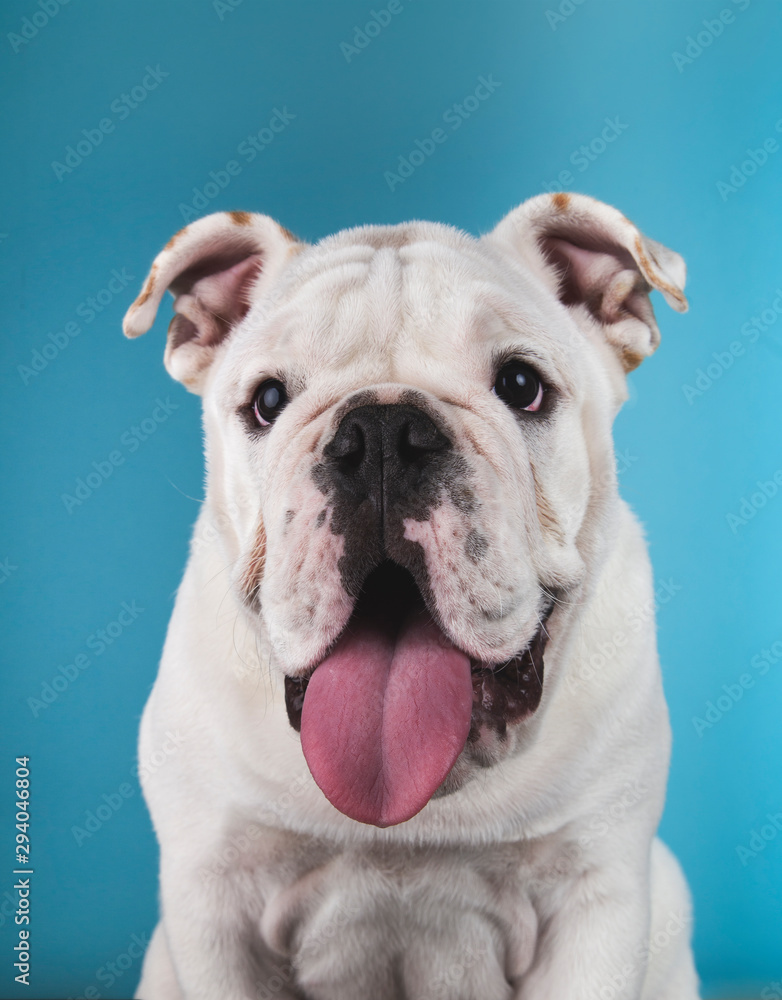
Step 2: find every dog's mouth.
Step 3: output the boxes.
[284,560,553,828]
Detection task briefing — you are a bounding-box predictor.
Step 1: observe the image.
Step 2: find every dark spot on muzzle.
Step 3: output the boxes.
[465,529,488,563]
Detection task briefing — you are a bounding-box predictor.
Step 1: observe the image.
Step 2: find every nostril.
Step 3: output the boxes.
[398,419,449,464]
[330,420,365,470]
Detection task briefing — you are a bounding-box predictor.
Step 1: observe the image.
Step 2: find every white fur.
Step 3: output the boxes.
[125,194,699,999]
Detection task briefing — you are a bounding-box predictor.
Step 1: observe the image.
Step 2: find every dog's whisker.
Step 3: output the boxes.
[540,585,585,610]
[164,477,205,504]
[203,558,240,593]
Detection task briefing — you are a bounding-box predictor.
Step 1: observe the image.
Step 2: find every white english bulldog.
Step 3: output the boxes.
[123,193,699,1000]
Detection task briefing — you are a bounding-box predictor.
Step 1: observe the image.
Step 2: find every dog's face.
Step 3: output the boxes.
[125,195,686,828]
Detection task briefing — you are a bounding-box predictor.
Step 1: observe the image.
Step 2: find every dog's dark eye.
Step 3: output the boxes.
[493,361,544,413]
[252,379,288,427]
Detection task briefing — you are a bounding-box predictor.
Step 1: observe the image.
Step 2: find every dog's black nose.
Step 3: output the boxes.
[324,403,450,512]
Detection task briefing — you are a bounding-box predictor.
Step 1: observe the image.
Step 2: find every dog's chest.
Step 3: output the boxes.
[260,844,537,1000]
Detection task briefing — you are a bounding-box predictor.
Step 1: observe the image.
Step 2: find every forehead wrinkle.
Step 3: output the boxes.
[287,242,376,286]
[279,253,403,384]
[395,266,497,362]
[324,283,388,371]
[305,250,403,376]
[235,258,371,356]
[275,258,372,316]
[364,247,403,367]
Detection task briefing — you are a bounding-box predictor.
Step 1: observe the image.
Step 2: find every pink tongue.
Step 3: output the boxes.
[300,610,473,828]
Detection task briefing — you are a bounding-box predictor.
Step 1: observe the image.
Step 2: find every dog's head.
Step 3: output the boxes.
[124,194,686,828]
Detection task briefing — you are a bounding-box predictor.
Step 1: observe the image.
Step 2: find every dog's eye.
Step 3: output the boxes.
[252,379,288,427]
[493,361,544,412]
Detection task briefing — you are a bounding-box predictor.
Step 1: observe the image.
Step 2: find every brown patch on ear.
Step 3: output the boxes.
[241,518,267,606]
[551,192,571,212]
[229,210,252,226]
[167,314,198,350]
[134,264,157,308]
[633,236,687,310]
[619,346,645,373]
[164,227,187,250]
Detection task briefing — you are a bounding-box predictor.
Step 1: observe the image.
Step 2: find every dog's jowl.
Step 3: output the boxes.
[123,193,700,999]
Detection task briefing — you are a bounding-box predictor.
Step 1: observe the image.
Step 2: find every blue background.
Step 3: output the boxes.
[1,1,780,996]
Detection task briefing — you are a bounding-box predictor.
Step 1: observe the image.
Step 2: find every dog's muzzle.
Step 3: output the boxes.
[285,402,554,829]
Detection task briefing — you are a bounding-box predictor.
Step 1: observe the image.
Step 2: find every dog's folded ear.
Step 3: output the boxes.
[486,192,687,373]
[123,211,300,391]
